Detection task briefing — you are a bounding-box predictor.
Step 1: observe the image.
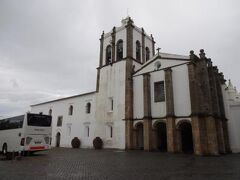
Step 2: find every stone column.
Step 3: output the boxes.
[210,66,225,153]
[141,28,146,63]
[222,120,231,153]
[217,73,231,153]
[164,68,176,152]
[206,116,219,155]
[125,120,133,149]
[216,119,226,153]
[126,19,133,58]
[99,31,104,67]
[150,34,155,56]
[96,31,104,92]
[143,73,152,151]
[111,27,116,63]
[191,117,207,155]
[187,54,199,115]
[187,56,207,155]
[125,20,134,150]
[125,59,133,149]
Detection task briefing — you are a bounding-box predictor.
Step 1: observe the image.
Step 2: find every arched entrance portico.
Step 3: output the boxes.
[178,121,194,154]
[56,132,61,147]
[155,122,167,152]
[135,123,144,150]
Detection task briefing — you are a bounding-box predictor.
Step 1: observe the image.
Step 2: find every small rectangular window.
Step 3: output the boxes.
[110,126,113,138]
[57,116,63,127]
[67,126,71,136]
[154,81,165,102]
[109,97,113,111]
[111,98,113,111]
[85,126,90,137]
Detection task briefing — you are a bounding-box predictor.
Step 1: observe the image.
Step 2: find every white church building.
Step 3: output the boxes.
[31,17,240,155]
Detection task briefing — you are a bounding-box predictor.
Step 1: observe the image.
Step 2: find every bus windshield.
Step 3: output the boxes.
[27,114,52,127]
[0,115,24,130]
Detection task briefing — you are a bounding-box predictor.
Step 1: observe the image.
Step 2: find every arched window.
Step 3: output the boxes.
[69,105,73,115]
[48,109,52,116]
[136,41,141,62]
[116,39,123,61]
[86,102,91,114]
[105,45,112,65]
[146,47,150,61]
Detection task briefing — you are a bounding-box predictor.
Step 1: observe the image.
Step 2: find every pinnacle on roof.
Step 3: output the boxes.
[121,16,134,26]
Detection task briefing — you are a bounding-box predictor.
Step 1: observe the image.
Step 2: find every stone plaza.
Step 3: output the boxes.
[0,148,240,180]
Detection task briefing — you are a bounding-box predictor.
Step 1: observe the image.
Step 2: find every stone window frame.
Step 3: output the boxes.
[48,109,52,116]
[86,102,91,114]
[57,116,63,127]
[68,105,73,116]
[116,39,123,61]
[106,125,113,139]
[105,45,112,65]
[154,81,165,102]
[136,40,141,62]
[145,47,150,61]
[108,97,114,112]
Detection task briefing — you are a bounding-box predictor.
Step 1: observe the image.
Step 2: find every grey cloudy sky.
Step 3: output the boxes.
[0,0,239,118]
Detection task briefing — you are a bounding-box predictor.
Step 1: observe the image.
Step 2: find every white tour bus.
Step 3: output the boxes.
[0,113,52,158]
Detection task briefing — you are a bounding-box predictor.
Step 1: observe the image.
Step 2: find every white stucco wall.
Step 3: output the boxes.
[151,71,166,117]
[133,59,190,119]
[31,93,96,148]
[222,84,240,153]
[133,76,144,118]
[228,104,240,152]
[95,60,126,149]
[172,64,191,116]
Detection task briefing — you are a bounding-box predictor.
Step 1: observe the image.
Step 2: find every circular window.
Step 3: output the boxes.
[154,61,161,70]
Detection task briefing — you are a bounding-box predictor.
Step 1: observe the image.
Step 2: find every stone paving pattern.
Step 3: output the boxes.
[0,148,240,180]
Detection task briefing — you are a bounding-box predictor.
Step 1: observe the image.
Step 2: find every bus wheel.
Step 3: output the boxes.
[2,144,12,160]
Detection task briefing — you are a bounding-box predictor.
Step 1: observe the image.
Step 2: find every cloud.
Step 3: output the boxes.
[0,0,239,116]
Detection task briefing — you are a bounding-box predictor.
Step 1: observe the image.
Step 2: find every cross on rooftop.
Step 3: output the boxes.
[157,47,161,55]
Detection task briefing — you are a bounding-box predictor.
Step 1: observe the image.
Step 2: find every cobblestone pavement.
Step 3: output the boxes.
[0,148,240,180]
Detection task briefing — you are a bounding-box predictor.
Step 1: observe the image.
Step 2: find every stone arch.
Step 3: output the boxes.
[105,45,112,65]
[145,47,150,61]
[153,121,167,152]
[136,40,141,62]
[134,122,144,150]
[116,39,123,61]
[56,132,61,147]
[48,109,52,116]
[69,105,73,115]
[176,120,194,154]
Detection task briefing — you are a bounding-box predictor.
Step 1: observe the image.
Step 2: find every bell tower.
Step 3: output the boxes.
[95,17,155,149]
